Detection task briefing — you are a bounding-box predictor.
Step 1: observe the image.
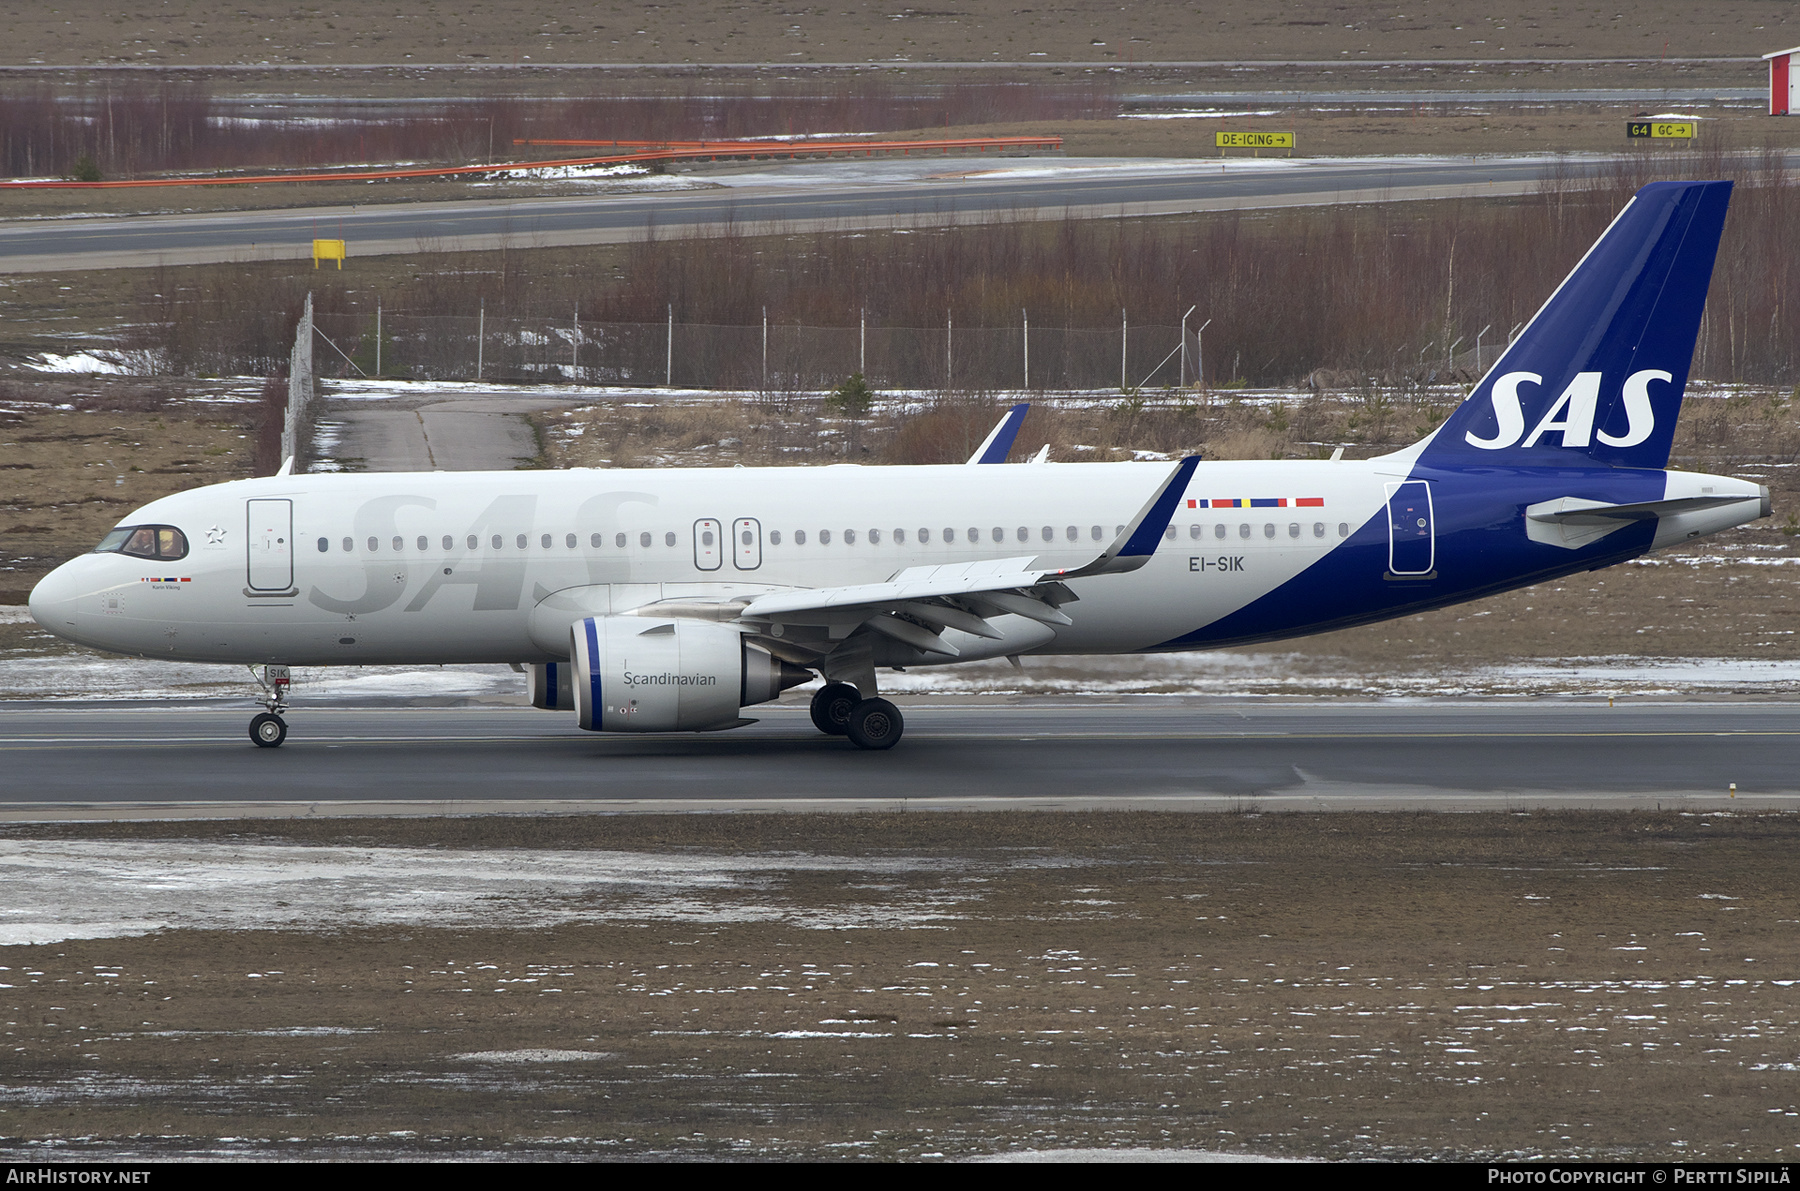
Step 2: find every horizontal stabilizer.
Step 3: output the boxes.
[1525,490,1768,550]
[1526,494,1759,523]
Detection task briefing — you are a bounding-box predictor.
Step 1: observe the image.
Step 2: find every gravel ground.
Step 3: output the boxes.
[0,810,1795,1161]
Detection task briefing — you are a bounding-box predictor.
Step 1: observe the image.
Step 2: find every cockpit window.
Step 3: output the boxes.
[95,524,189,561]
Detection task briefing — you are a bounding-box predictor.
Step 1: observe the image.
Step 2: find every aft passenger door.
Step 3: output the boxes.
[246,498,294,592]
[1384,481,1435,576]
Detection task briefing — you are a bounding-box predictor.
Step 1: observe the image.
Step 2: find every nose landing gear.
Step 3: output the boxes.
[248,664,291,749]
[249,711,288,748]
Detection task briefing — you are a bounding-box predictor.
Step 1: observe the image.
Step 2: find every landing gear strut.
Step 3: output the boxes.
[248,664,290,749]
[810,682,905,749]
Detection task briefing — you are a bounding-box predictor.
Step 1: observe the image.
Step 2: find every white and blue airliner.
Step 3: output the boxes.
[28,180,1765,749]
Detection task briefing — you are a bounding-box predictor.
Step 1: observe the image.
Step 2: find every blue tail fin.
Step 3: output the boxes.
[1421,179,1732,470]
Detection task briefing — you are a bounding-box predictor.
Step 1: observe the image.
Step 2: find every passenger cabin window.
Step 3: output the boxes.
[591,533,603,548]
[639,532,652,548]
[467,535,478,550]
[795,530,806,545]
[492,534,504,549]
[664,531,677,547]
[368,536,380,552]
[344,537,354,552]
[844,529,857,545]
[770,530,783,545]
[317,537,328,552]
[443,535,455,550]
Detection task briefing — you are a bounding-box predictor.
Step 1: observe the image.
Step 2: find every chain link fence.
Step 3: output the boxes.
[309,311,1210,393]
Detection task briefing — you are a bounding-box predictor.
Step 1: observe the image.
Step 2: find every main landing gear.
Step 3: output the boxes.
[248,664,290,749]
[810,682,904,750]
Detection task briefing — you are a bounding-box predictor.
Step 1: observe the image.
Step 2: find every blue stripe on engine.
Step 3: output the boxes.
[584,619,603,730]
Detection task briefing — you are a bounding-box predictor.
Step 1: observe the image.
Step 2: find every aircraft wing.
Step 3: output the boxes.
[965,403,1031,464]
[737,456,1198,655]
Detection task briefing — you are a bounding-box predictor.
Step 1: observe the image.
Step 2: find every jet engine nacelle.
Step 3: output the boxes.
[568,616,808,732]
[527,662,575,710]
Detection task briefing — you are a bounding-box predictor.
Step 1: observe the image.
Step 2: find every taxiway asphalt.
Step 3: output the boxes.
[1,154,1598,272]
[3,700,1794,818]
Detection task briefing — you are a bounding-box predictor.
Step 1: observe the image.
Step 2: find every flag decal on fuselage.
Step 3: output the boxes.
[1188,498,1325,509]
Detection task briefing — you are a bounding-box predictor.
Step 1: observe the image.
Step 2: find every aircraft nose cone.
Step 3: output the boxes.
[29,561,89,640]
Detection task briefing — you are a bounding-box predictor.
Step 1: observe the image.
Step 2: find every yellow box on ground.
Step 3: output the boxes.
[1216,131,1296,149]
[1626,121,1696,139]
[312,239,347,269]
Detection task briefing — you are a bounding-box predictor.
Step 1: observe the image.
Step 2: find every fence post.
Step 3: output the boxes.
[946,310,953,391]
[476,298,484,380]
[571,304,579,381]
[1196,318,1212,392]
[375,298,381,378]
[666,304,673,387]
[1023,308,1029,391]
[859,308,865,375]
[1121,308,1127,391]
[1179,305,1195,388]
[762,306,768,392]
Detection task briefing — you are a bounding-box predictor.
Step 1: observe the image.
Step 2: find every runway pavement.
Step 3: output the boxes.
[0,154,1593,272]
[3,700,1794,819]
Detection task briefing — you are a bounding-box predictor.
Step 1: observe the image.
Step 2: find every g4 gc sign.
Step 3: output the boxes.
[1627,120,1696,139]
